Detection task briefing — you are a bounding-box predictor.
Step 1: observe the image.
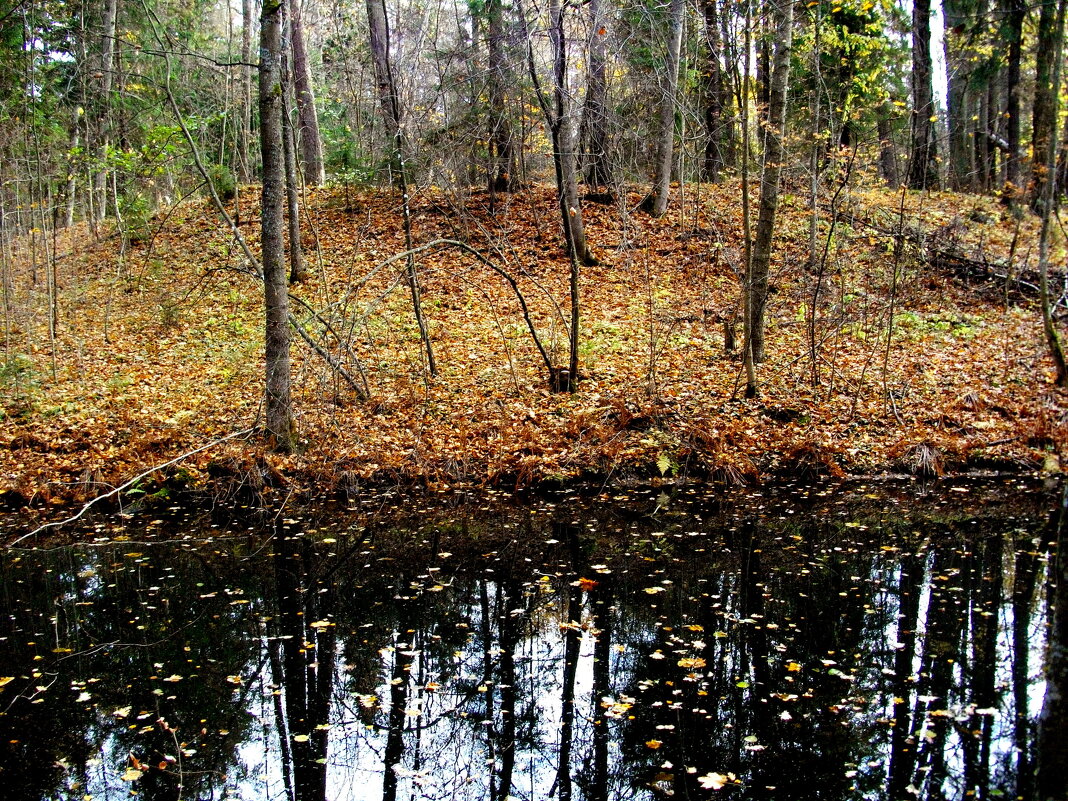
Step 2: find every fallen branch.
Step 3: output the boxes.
[7,428,255,547]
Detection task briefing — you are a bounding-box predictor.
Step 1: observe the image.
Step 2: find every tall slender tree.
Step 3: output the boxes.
[1032,0,1059,209]
[581,0,612,189]
[1002,0,1026,195]
[908,0,939,189]
[260,0,296,451]
[486,0,516,193]
[647,0,686,216]
[745,0,794,387]
[700,0,734,181]
[289,0,325,184]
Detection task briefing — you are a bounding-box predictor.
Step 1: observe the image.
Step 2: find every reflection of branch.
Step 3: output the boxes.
[9,428,256,546]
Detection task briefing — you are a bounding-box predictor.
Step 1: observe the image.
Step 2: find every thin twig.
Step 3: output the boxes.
[8,428,255,546]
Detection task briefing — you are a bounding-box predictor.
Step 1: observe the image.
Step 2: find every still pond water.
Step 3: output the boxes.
[0,479,1061,801]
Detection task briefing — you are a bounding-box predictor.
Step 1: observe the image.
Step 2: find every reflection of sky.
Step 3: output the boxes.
[1,487,1058,801]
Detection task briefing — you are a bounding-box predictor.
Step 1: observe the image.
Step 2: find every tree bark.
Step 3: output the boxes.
[487,0,517,193]
[908,0,939,190]
[366,0,437,376]
[1003,0,1026,196]
[282,69,308,283]
[581,0,612,188]
[942,0,975,189]
[1037,485,1068,799]
[648,0,686,216]
[92,0,119,223]
[1032,0,1058,210]
[745,0,793,377]
[260,0,297,451]
[289,0,325,184]
[877,100,899,187]
[700,0,733,182]
[239,0,254,183]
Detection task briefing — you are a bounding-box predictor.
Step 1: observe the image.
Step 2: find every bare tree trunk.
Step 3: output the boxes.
[239,0,255,183]
[648,0,686,216]
[260,0,297,451]
[1003,0,1026,196]
[1032,0,1059,210]
[943,0,974,189]
[282,68,308,283]
[908,0,939,190]
[700,0,731,182]
[289,0,325,184]
[64,106,80,228]
[487,0,516,193]
[1037,484,1068,800]
[581,0,611,189]
[1037,0,1068,388]
[877,100,899,187]
[92,0,119,223]
[366,0,437,376]
[745,0,793,380]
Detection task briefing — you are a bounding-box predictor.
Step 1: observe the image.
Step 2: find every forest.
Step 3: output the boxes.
[0,0,1067,504]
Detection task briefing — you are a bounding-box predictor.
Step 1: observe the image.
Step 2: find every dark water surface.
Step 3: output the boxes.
[0,479,1063,801]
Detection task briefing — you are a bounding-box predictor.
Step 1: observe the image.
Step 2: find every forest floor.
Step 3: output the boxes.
[2,177,1066,511]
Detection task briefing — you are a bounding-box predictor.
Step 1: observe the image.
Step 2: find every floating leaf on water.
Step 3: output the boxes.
[120,768,143,782]
[698,772,728,790]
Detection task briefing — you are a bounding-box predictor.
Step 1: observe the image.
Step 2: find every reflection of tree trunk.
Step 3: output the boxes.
[963,533,1003,800]
[268,635,296,801]
[382,638,410,801]
[589,578,612,801]
[556,523,584,801]
[274,538,332,801]
[479,579,498,796]
[888,551,922,798]
[1012,532,1039,800]
[495,580,521,801]
[1037,486,1068,801]
[912,548,967,794]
